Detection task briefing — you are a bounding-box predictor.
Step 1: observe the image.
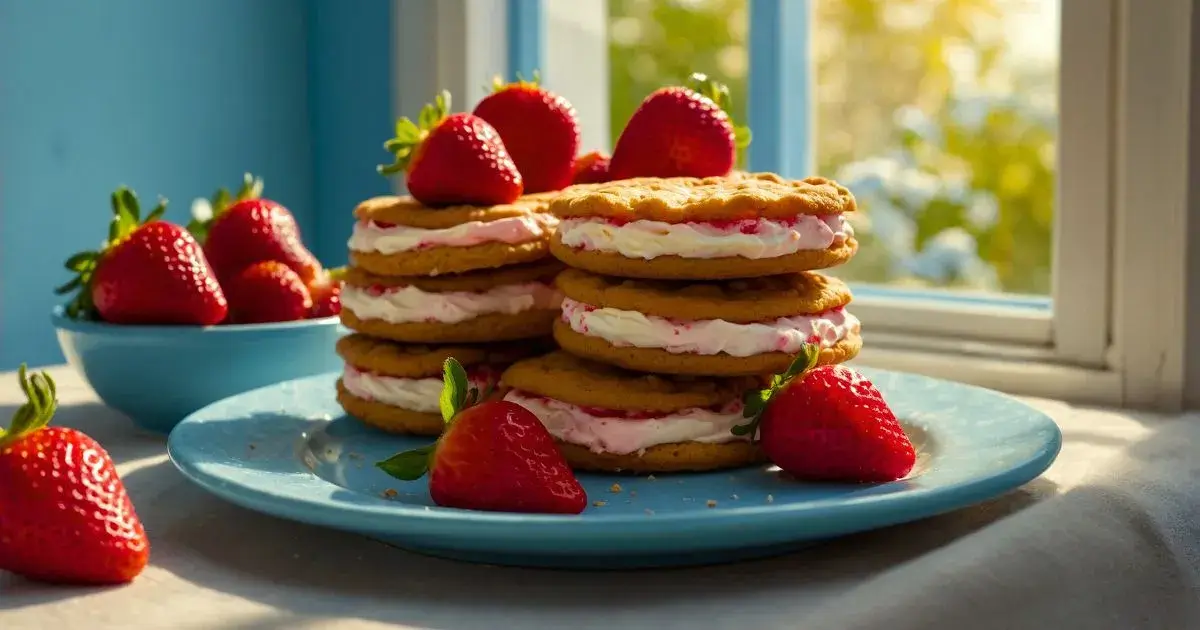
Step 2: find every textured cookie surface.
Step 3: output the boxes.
[345,259,562,293]
[558,440,766,473]
[550,234,857,280]
[350,237,551,277]
[336,333,552,378]
[341,309,558,344]
[555,268,851,322]
[336,380,445,436]
[549,173,856,222]
[554,321,863,376]
[354,193,551,229]
[501,351,759,412]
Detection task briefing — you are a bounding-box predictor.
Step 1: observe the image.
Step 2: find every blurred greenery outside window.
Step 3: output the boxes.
[608,0,1057,297]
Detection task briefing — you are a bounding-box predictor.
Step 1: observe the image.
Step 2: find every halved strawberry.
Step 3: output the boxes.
[376,358,587,514]
[473,74,581,193]
[378,91,523,207]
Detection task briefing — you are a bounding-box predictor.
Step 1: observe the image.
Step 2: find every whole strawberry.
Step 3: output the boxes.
[734,347,916,483]
[571,151,612,185]
[225,261,313,324]
[377,358,587,514]
[190,173,323,287]
[0,365,150,584]
[608,72,751,180]
[473,74,581,193]
[378,91,523,206]
[307,267,344,319]
[56,187,227,325]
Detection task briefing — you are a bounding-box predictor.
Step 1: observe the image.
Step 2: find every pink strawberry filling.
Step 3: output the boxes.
[348,216,552,255]
[341,281,562,325]
[342,364,500,412]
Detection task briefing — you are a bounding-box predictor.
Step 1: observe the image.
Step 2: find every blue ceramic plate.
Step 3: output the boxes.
[167,369,1061,569]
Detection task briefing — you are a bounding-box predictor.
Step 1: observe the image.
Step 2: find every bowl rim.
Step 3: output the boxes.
[50,305,341,336]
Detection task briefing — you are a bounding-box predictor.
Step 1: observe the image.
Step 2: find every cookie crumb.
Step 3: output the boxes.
[610,483,623,493]
[381,488,398,499]
[644,508,655,516]
[767,494,775,503]
[646,474,657,481]
[730,494,740,501]
[706,500,718,508]
[248,443,257,450]
[629,490,637,497]
[593,500,608,507]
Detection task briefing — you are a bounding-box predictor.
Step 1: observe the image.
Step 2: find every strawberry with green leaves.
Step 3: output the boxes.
[472,74,581,193]
[0,365,150,584]
[57,187,227,325]
[377,359,587,514]
[608,72,751,180]
[379,91,524,207]
[190,173,323,289]
[735,346,917,483]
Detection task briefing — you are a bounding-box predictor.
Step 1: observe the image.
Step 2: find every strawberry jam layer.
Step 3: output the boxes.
[343,364,499,413]
[561,298,860,357]
[503,389,748,455]
[348,215,555,255]
[556,214,853,260]
[342,282,562,324]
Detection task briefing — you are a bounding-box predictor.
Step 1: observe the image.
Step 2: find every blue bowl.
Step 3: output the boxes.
[52,305,347,434]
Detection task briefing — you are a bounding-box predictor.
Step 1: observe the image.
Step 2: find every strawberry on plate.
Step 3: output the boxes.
[608,72,752,180]
[225,260,313,324]
[189,173,323,288]
[734,346,917,483]
[307,267,345,319]
[378,91,524,207]
[571,151,612,185]
[0,365,150,584]
[376,358,587,514]
[56,186,228,325]
[472,74,581,193]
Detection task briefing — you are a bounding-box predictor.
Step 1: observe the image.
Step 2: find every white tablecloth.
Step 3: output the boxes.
[1,366,1197,630]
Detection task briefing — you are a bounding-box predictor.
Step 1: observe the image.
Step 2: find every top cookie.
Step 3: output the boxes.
[549,173,857,223]
[500,351,760,412]
[555,268,852,323]
[336,333,551,378]
[355,193,552,229]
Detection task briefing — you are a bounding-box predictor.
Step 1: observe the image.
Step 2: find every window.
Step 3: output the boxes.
[390,0,1195,411]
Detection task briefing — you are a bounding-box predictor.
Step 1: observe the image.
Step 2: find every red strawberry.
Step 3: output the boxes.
[608,72,751,180]
[307,267,344,318]
[472,75,581,193]
[735,347,916,483]
[225,261,313,324]
[0,365,150,584]
[377,358,586,514]
[378,91,523,207]
[571,151,612,185]
[191,174,323,287]
[56,187,227,325]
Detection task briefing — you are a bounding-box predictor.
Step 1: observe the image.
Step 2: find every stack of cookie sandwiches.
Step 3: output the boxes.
[336,194,562,435]
[500,173,864,473]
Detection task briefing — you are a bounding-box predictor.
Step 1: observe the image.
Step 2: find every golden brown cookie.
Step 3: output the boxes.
[549,173,856,222]
[354,194,552,228]
[554,320,862,376]
[554,268,851,323]
[351,237,551,277]
[549,235,858,280]
[501,351,757,412]
[336,333,552,378]
[339,263,563,343]
[337,380,445,436]
[557,441,766,474]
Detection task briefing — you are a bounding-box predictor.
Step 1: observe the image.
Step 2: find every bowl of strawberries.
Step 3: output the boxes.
[51,176,346,434]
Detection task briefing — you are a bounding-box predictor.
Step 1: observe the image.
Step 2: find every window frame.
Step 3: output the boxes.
[391,0,1196,411]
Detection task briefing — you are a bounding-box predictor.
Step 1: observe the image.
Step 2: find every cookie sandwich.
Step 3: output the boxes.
[548,173,857,280]
[553,268,861,376]
[336,333,548,435]
[500,352,765,473]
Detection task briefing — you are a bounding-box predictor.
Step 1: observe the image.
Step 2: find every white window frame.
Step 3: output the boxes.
[391,0,1195,411]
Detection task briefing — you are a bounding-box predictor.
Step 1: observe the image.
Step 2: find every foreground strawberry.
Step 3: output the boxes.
[377,358,586,514]
[56,187,227,325]
[571,151,612,185]
[608,72,751,180]
[225,261,313,324]
[0,365,150,584]
[307,267,345,318]
[734,346,916,483]
[379,91,523,206]
[473,74,581,193]
[190,173,323,288]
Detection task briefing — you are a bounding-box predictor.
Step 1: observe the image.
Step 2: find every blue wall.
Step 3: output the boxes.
[0,0,393,370]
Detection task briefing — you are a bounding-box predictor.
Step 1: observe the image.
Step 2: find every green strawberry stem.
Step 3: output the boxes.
[376,357,485,481]
[0,364,58,448]
[186,172,264,242]
[56,186,169,320]
[326,266,348,283]
[488,69,542,93]
[684,72,752,150]
[377,90,452,177]
[731,344,820,440]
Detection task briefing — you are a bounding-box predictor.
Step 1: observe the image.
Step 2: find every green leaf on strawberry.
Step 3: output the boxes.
[378,90,453,177]
[684,71,752,150]
[0,365,58,446]
[731,344,821,439]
